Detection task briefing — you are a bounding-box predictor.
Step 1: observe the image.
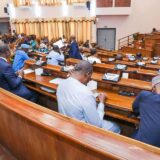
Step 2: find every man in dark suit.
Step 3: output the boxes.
[0,44,37,102]
[132,75,160,147]
[68,36,82,60]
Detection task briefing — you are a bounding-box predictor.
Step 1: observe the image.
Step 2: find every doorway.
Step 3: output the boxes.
[97,28,116,50]
[0,22,10,34]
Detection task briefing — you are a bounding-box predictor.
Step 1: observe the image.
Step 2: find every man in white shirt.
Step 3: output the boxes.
[57,61,120,133]
[46,45,64,66]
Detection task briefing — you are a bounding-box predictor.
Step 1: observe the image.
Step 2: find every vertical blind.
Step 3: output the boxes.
[13,0,88,7]
[13,0,32,7]
[12,18,95,43]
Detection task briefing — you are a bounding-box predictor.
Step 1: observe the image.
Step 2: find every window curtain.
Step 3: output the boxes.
[12,18,95,43]
[13,0,88,6]
[38,0,62,6]
[39,0,87,5]
[67,0,88,5]
[13,0,32,7]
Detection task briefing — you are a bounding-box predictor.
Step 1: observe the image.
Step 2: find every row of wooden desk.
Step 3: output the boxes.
[28,48,160,71]
[96,51,160,71]
[0,89,159,160]
[24,59,145,124]
[23,53,159,125]
[66,58,152,91]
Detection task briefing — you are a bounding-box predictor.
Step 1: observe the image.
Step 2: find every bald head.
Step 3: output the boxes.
[71,60,93,84]
[74,60,93,74]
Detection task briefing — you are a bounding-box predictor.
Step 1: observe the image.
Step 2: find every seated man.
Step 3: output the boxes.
[132,75,160,147]
[57,61,120,133]
[46,45,64,66]
[12,44,31,72]
[0,44,37,102]
[83,40,90,48]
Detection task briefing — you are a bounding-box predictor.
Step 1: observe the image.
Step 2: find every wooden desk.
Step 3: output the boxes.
[0,89,160,160]
[114,60,160,71]
[65,59,152,91]
[29,51,47,61]
[120,46,153,57]
[24,60,153,124]
[66,58,158,78]
[24,61,140,124]
[24,72,135,113]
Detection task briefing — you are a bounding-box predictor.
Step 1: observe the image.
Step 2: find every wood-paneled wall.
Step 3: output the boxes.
[115,0,131,7]
[96,0,113,7]
[97,0,131,7]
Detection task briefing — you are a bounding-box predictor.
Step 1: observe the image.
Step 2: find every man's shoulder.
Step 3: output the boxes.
[58,78,91,94]
[0,59,10,68]
[139,90,153,98]
[16,50,25,55]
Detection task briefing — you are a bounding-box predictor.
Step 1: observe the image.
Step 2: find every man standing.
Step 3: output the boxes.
[0,44,37,102]
[68,36,82,60]
[132,75,160,147]
[57,61,120,133]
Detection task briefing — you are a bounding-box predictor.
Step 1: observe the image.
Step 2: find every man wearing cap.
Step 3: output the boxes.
[12,44,31,72]
[0,44,37,102]
[132,75,160,147]
[57,60,120,133]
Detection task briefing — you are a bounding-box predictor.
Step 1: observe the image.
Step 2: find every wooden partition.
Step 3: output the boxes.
[0,89,160,160]
[96,0,113,7]
[115,0,131,7]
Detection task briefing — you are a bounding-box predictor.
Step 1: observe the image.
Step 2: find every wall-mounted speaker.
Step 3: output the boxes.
[4,7,8,14]
[86,1,90,10]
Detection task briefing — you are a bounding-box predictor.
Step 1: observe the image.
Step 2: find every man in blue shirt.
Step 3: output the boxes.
[12,44,31,72]
[132,75,160,147]
[68,36,82,60]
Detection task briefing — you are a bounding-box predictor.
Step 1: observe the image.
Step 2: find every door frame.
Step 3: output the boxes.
[96,28,116,50]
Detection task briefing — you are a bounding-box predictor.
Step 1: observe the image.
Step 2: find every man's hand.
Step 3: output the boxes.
[98,93,106,103]
[17,69,24,78]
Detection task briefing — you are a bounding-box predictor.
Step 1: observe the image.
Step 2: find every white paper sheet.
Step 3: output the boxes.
[53,40,64,48]
[87,80,98,91]
[49,78,65,85]
[40,86,56,93]
[23,68,34,74]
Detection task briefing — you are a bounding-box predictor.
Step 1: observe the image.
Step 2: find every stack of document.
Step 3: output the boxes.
[53,40,64,48]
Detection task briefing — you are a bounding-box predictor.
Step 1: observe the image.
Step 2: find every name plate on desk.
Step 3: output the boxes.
[102,73,120,82]
[115,64,127,71]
